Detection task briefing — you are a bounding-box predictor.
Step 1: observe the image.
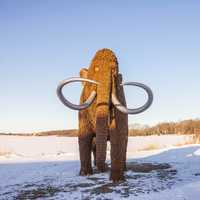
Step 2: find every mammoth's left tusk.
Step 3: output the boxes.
[57,77,99,110]
[112,82,153,114]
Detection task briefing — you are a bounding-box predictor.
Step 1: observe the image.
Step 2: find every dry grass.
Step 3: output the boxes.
[0,148,12,156]
[139,143,160,151]
[175,135,200,147]
[192,134,200,144]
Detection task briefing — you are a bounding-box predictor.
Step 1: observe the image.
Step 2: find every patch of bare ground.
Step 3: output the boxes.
[85,183,114,195]
[15,185,61,200]
[84,162,177,198]
[126,162,171,173]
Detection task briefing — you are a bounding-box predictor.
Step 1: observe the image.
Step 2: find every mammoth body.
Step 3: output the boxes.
[79,49,128,181]
[57,48,153,182]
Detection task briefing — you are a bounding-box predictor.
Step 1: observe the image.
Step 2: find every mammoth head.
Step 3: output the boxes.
[57,49,153,114]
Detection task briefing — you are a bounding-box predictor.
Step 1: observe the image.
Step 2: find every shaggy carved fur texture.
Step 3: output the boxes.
[78,49,128,182]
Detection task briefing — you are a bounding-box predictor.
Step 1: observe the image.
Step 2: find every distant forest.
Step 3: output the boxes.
[129,119,200,136]
[2,119,200,137]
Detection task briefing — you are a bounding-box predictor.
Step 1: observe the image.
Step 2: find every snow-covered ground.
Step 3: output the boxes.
[0,135,200,200]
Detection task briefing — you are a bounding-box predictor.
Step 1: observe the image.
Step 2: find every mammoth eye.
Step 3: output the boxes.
[95,67,99,72]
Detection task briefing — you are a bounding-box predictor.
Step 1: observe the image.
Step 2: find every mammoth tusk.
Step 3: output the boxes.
[57,77,99,110]
[112,82,153,114]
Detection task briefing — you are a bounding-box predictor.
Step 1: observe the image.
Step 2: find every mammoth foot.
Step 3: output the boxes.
[110,170,125,183]
[96,162,108,172]
[79,167,93,176]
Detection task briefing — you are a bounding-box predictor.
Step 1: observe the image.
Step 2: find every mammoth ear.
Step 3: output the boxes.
[80,68,88,78]
[79,68,88,85]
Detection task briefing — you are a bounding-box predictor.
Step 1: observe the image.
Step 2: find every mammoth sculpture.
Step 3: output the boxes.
[57,49,153,182]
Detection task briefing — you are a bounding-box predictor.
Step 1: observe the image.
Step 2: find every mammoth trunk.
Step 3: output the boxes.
[95,69,111,172]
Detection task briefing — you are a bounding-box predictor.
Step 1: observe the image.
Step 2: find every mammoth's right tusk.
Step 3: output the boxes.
[112,82,153,114]
[57,77,99,110]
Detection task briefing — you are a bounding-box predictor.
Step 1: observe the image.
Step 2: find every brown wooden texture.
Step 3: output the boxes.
[78,49,128,181]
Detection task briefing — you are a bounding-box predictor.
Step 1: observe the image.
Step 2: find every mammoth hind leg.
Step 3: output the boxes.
[78,133,93,176]
[123,136,128,171]
[92,137,96,166]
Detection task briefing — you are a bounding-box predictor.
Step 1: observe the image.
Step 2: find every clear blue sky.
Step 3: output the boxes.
[0,0,200,133]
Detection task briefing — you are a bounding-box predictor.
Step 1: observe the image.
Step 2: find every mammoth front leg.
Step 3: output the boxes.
[78,111,94,175]
[109,73,128,182]
[116,74,128,172]
[96,115,108,172]
[110,119,126,182]
[78,133,93,175]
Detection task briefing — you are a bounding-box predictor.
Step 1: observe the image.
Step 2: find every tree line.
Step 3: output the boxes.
[1,119,200,137]
[33,119,200,137]
[129,119,200,136]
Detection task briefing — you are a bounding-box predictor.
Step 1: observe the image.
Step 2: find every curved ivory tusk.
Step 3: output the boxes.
[57,77,99,110]
[112,82,153,114]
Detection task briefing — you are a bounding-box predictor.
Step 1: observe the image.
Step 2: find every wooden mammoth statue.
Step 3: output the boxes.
[57,49,153,182]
